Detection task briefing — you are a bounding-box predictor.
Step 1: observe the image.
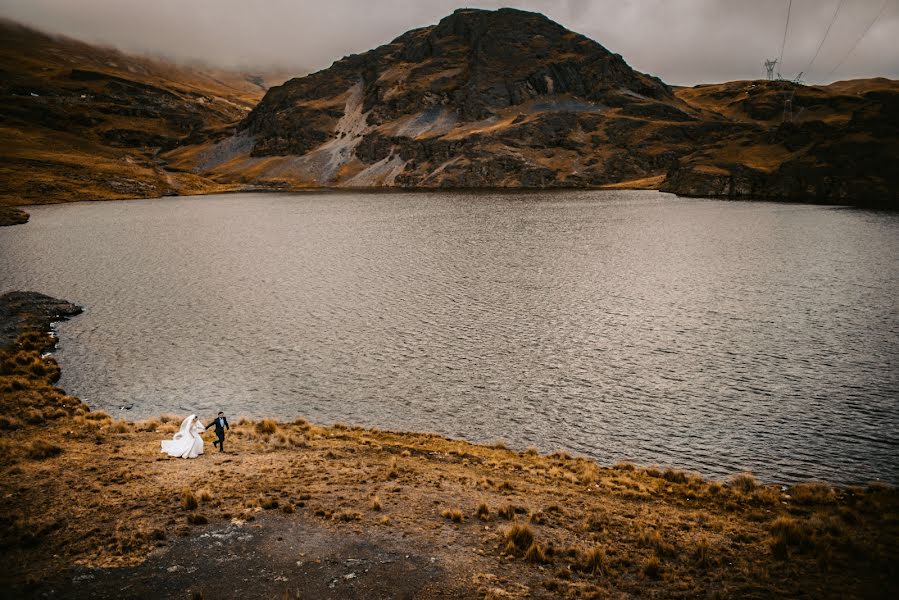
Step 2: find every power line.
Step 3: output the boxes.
[778,0,793,70]
[803,0,846,78]
[828,0,890,76]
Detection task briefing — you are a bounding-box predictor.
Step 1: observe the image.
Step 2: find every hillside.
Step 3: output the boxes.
[0,19,286,206]
[165,8,896,208]
[663,78,899,206]
[2,10,897,208]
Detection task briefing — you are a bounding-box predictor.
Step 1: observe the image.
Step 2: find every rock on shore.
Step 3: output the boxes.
[0,206,29,226]
[0,291,82,351]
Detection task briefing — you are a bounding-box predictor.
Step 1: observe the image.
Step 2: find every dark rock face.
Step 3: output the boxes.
[0,292,82,352]
[235,7,694,188]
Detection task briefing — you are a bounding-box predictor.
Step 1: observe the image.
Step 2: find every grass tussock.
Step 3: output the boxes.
[441,508,464,523]
[692,537,715,569]
[386,458,400,480]
[662,467,688,484]
[333,511,361,522]
[187,513,208,525]
[503,523,534,557]
[255,419,278,435]
[259,496,279,510]
[497,504,516,520]
[107,420,130,433]
[197,488,213,503]
[287,434,308,447]
[579,546,607,575]
[135,419,159,432]
[181,489,199,511]
[583,513,607,532]
[729,472,758,494]
[643,555,661,578]
[638,528,676,557]
[769,515,816,557]
[370,496,382,511]
[26,440,62,460]
[523,541,550,563]
[790,482,837,505]
[84,410,111,422]
[476,503,490,520]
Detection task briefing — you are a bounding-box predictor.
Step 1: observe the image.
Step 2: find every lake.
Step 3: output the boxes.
[1,190,897,484]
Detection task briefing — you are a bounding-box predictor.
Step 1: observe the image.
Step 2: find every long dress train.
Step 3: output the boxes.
[161,415,204,458]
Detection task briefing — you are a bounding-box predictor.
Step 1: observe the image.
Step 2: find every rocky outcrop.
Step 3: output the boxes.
[0,206,29,226]
[0,292,82,352]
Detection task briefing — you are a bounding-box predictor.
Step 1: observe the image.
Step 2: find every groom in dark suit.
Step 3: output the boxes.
[205,411,229,452]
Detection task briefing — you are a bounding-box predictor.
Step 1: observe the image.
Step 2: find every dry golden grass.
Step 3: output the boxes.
[1,326,898,598]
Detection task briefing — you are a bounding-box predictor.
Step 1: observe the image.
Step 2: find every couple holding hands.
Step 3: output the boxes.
[160,411,230,459]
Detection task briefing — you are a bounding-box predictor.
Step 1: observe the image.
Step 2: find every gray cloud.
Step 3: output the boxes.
[1,0,897,85]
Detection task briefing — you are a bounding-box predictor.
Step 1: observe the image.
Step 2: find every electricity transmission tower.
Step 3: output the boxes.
[783,89,794,122]
[782,72,803,123]
[764,59,778,80]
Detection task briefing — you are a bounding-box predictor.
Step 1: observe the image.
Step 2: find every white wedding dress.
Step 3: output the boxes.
[160,414,205,458]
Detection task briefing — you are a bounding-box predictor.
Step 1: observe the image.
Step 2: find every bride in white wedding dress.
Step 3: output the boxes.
[160,414,205,458]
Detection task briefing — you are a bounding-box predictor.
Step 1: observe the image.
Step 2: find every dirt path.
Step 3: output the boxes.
[11,513,481,599]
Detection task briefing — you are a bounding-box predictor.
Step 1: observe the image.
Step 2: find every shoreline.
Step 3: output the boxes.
[6,180,885,217]
[1,291,897,598]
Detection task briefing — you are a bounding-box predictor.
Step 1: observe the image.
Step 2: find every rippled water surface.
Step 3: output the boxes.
[2,191,897,484]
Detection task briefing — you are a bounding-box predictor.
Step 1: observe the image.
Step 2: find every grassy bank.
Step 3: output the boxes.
[1,301,897,598]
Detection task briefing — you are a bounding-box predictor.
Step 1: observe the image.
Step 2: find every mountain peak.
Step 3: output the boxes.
[225,7,682,184]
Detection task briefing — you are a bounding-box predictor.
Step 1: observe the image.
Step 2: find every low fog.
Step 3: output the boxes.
[2,0,897,85]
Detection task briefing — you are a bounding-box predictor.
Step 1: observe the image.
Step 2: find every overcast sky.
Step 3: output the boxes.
[2,0,897,85]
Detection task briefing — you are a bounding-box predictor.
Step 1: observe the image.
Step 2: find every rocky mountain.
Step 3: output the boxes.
[167,8,896,208]
[3,10,897,208]
[0,19,287,205]
[172,8,705,190]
